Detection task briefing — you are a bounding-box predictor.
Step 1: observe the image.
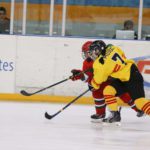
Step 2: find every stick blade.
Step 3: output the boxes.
[20,90,32,96]
[45,112,53,119]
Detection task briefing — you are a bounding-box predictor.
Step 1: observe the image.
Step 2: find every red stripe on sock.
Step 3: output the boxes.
[105,98,116,103]
[146,109,150,115]
[104,95,114,99]
[106,100,117,105]
[142,102,150,112]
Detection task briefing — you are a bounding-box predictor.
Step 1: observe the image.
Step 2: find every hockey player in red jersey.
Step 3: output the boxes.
[71,41,144,122]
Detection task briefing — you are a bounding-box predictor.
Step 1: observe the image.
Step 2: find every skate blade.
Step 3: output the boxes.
[102,121,121,127]
[91,119,103,123]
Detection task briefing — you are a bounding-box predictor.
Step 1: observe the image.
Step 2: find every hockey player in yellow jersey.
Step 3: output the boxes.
[88,40,149,124]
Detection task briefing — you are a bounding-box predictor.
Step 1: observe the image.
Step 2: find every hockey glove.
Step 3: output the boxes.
[71,69,85,81]
[88,84,94,91]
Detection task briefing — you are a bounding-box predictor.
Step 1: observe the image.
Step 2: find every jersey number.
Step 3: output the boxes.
[112,53,125,64]
[112,53,125,72]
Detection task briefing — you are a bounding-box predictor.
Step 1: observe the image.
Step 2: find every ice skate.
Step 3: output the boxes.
[136,110,145,117]
[102,111,121,126]
[91,114,105,123]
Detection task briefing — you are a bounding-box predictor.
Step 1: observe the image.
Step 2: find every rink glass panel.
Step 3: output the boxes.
[65,0,140,38]
[143,1,150,40]
[27,0,51,35]
[0,0,11,34]
[14,1,23,34]
[0,0,150,39]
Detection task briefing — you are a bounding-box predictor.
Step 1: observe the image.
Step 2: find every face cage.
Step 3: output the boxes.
[89,49,101,60]
[82,51,90,60]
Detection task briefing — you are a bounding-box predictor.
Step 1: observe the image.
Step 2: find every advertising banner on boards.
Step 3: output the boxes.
[0,35,16,93]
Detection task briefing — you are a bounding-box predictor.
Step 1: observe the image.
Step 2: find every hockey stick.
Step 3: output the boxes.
[45,88,90,120]
[20,78,69,96]
[20,68,92,96]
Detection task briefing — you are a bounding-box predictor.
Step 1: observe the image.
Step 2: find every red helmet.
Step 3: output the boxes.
[81,41,93,59]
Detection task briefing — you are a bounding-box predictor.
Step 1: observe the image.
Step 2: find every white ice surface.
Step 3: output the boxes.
[0,101,150,150]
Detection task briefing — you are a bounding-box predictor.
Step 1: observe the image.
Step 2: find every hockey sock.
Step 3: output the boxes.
[128,100,139,112]
[119,93,139,112]
[135,98,150,115]
[94,98,106,115]
[103,85,118,111]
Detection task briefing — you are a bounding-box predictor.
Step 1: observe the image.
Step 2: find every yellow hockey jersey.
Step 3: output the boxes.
[91,45,135,89]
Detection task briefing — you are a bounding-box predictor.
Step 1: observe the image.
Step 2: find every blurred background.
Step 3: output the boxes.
[0,0,150,40]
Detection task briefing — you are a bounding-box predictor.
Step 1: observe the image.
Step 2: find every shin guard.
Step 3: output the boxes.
[103,85,118,111]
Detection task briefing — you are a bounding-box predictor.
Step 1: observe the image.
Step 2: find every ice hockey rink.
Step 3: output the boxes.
[0,101,150,150]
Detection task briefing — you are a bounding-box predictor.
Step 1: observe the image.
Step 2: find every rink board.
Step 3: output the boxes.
[0,93,128,106]
[0,35,149,102]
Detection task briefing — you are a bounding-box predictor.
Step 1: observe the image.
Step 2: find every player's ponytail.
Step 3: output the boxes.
[99,57,104,64]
